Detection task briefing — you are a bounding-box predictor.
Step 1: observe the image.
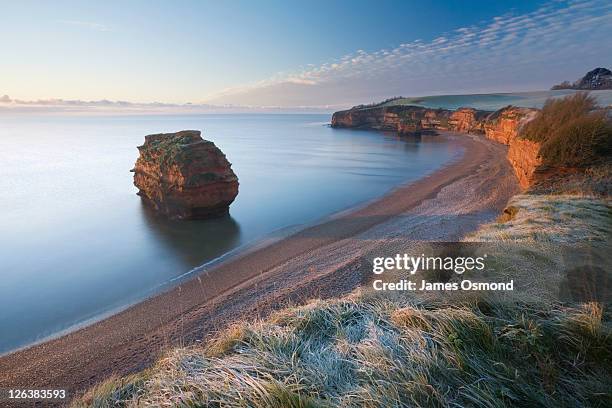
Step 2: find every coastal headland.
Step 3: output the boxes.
[331,104,541,188]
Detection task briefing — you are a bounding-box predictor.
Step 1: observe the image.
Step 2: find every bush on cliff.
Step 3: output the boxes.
[520,92,612,167]
[539,113,612,167]
[521,93,598,143]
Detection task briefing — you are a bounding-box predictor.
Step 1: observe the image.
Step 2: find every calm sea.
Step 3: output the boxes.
[0,113,460,353]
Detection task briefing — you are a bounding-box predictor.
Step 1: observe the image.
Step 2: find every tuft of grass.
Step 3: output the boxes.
[204,324,249,357]
[497,205,519,222]
[72,372,150,408]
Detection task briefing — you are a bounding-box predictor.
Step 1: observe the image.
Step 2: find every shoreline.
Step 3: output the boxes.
[0,132,518,402]
[0,133,462,359]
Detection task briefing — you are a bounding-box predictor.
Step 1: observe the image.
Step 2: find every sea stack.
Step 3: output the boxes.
[132,130,239,219]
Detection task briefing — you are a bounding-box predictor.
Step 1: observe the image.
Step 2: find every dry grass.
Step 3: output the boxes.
[539,113,612,167]
[521,93,599,143]
[72,295,611,407]
[530,163,612,196]
[462,194,611,305]
[520,92,612,167]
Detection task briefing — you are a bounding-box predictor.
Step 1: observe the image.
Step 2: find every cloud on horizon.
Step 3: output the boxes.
[0,95,337,114]
[204,0,612,108]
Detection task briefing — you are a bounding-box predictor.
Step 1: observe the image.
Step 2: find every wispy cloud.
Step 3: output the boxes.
[205,0,612,107]
[0,95,336,114]
[58,20,111,32]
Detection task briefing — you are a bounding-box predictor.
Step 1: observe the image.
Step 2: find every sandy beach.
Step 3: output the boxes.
[0,132,519,404]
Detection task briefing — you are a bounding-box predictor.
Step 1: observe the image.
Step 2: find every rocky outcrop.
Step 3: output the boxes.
[448,108,490,133]
[332,105,454,134]
[332,105,496,135]
[332,104,537,142]
[332,104,542,189]
[132,130,238,219]
[551,67,612,90]
[483,106,538,145]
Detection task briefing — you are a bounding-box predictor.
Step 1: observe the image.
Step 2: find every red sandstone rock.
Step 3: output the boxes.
[482,107,540,188]
[449,108,488,133]
[483,106,538,145]
[507,138,542,189]
[132,130,239,219]
[331,106,453,134]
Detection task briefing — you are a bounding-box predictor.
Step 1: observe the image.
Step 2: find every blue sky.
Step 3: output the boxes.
[1,0,610,108]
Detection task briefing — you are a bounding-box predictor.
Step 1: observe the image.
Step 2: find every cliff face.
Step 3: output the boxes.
[332,104,541,189]
[332,106,453,134]
[507,138,542,189]
[448,108,491,133]
[483,107,535,144]
[332,105,494,135]
[133,130,239,219]
[484,107,541,189]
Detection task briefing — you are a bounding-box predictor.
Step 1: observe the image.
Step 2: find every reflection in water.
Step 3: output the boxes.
[140,202,242,268]
[399,134,422,152]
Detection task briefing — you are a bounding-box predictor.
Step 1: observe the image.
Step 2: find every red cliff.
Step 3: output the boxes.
[507,138,542,189]
[482,107,541,188]
[133,130,239,219]
[331,105,454,134]
[448,108,490,133]
[483,106,538,145]
[332,104,541,189]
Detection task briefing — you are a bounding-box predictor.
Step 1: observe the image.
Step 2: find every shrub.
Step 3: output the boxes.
[520,92,612,167]
[539,112,612,167]
[521,93,599,143]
